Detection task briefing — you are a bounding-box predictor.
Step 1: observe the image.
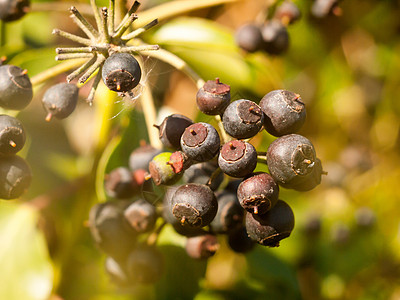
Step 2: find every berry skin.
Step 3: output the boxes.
[266,134,322,190]
[235,23,264,53]
[183,161,224,191]
[260,90,306,137]
[149,151,191,186]
[104,167,138,199]
[102,53,141,92]
[124,199,157,233]
[155,114,193,150]
[0,0,29,22]
[311,0,341,18]
[261,20,290,55]
[0,64,33,110]
[228,227,255,253]
[245,199,295,247]
[0,155,31,199]
[210,191,244,234]
[218,140,257,178]
[222,99,264,139]
[170,183,218,228]
[185,234,219,259]
[196,79,231,115]
[104,256,130,287]
[180,122,220,163]
[273,0,301,25]
[237,172,279,215]
[42,83,79,121]
[129,144,162,171]
[0,114,26,156]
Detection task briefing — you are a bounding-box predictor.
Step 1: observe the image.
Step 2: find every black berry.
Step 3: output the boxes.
[273,0,301,25]
[261,20,290,55]
[155,114,193,150]
[0,114,26,156]
[311,0,341,18]
[259,89,306,137]
[222,99,264,139]
[196,78,231,115]
[185,234,219,259]
[0,0,29,22]
[124,199,157,233]
[129,143,162,171]
[0,155,31,199]
[105,256,130,287]
[42,83,79,121]
[102,53,141,92]
[245,199,295,247]
[104,167,138,199]
[0,64,32,110]
[218,140,257,178]
[183,161,224,191]
[228,227,255,253]
[235,23,264,53]
[210,191,244,234]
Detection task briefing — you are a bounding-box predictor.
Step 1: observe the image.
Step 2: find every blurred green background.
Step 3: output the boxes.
[1,0,400,299]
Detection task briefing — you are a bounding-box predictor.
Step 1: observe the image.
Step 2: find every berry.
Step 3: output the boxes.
[155,114,193,150]
[124,199,157,233]
[266,134,321,190]
[104,167,138,199]
[105,256,130,287]
[218,140,257,178]
[287,157,324,191]
[235,23,264,53]
[196,79,231,115]
[180,122,220,162]
[183,161,224,191]
[0,64,32,110]
[42,83,79,121]
[259,89,306,137]
[228,227,255,253]
[210,191,244,234]
[185,234,219,259]
[102,53,141,92]
[311,0,341,18]
[0,114,26,156]
[222,99,264,139]
[0,0,29,22]
[261,20,289,55]
[149,151,190,186]
[237,172,279,215]
[0,155,31,199]
[273,0,301,25]
[245,199,294,247]
[170,183,218,228]
[129,144,162,171]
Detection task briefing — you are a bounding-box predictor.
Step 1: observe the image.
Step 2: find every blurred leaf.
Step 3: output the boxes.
[0,203,53,300]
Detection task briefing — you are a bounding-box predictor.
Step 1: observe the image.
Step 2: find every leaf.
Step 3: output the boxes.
[0,202,53,300]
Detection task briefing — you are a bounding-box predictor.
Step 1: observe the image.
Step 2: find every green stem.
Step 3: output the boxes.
[118,44,159,53]
[56,47,93,54]
[86,70,102,105]
[113,13,137,39]
[257,157,268,165]
[0,21,5,47]
[101,7,111,43]
[56,53,94,60]
[115,0,140,33]
[52,29,92,46]
[214,115,231,144]
[121,19,158,41]
[69,6,98,41]
[66,55,97,82]
[108,0,115,36]
[78,55,105,84]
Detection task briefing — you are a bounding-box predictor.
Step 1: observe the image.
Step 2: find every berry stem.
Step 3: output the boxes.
[89,0,103,37]
[214,115,231,144]
[56,53,94,61]
[108,0,115,36]
[121,19,159,41]
[113,13,138,39]
[78,55,106,84]
[52,29,92,46]
[118,44,160,53]
[207,167,222,187]
[257,157,268,165]
[257,151,267,156]
[56,47,93,54]
[115,0,141,33]
[69,6,98,41]
[86,70,102,105]
[67,55,98,82]
[146,220,167,246]
[100,7,111,43]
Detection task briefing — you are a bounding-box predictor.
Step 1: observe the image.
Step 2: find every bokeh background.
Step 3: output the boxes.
[1,0,400,299]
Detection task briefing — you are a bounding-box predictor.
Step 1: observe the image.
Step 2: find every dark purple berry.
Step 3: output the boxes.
[287,157,324,191]
[235,23,264,53]
[228,227,255,253]
[180,122,220,162]
[149,151,190,186]
[196,78,231,115]
[185,234,219,259]
[237,172,279,215]
[126,245,164,284]
[42,83,79,121]
[311,0,341,18]
[222,99,264,139]
[210,191,244,234]
[0,0,29,22]
[155,114,193,150]
[0,65,32,110]
[259,89,306,137]
[104,167,138,199]
[245,199,294,247]
[0,155,31,199]
[218,140,257,178]
[261,20,289,55]
[170,183,218,228]
[183,161,224,191]
[273,0,301,25]
[124,199,157,233]
[102,53,141,92]
[129,144,162,171]
[0,114,25,156]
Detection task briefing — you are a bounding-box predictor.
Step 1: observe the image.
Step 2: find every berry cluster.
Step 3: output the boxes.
[89,78,324,286]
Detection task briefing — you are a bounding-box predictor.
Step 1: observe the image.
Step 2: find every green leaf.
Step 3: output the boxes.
[0,202,53,300]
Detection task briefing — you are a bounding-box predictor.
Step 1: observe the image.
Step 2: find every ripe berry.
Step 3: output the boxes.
[218,140,257,178]
[0,155,31,199]
[259,90,306,137]
[102,53,141,92]
[42,83,79,121]
[170,183,218,228]
[235,23,264,53]
[266,134,321,190]
[105,256,130,287]
[126,245,163,284]
[210,191,244,234]
[245,199,294,247]
[261,20,289,55]
[183,161,224,191]
[124,199,157,233]
[155,114,193,150]
[0,0,29,22]
[311,0,341,18]
[222,99,264,139]
[0,114,26,156]
[129,143,162,171]
[228,227,255,253]
[287,157,324,191]
[185,234,219,259]
[104,167,138,199]
[149,151,190,186]
[180,122,220,162]
[237,172,279,215]
[273,0,301,25]
[196,79,231,115]
[0,64,32,110]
